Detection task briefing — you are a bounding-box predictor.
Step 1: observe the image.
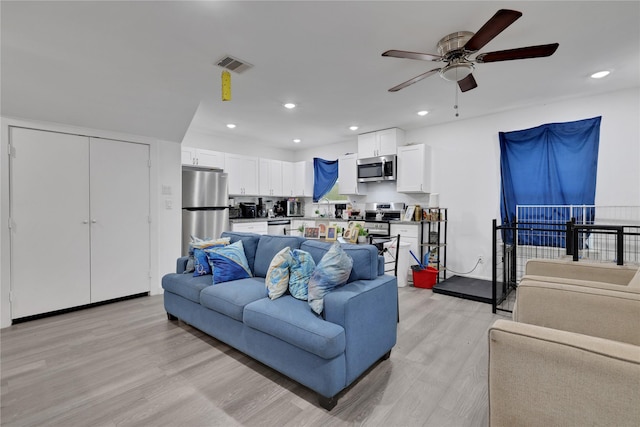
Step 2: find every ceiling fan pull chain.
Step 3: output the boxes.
[454,68,460,117]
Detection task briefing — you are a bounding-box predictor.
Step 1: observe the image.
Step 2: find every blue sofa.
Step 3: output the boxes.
[162,232,398,410]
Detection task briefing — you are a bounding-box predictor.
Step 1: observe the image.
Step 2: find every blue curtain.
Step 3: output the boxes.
[313,158,338,202]
[500,116,601,245]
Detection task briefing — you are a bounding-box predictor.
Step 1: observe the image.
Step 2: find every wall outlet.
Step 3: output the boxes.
[478,255,484,264]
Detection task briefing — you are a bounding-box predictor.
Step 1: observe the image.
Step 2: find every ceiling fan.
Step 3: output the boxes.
[382,9,559,93]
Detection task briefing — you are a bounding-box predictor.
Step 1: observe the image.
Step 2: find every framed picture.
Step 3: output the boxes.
[326,226,337,241]
[317,221,329,238]
[346,221,362,244]
[404,205,415,221]
[303,227,320,239]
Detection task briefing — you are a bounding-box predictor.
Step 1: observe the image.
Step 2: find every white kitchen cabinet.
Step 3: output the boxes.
[357,128,405,158]
[397,144,431,193]
[338,153,359,195]
[232,221,268,235]
[294,160,314,197]
[282,161,294,197]
[391,223,420,257]
[9,127,150,319]
[226,153,259,195]
[181,146,225,169]
[259,158,284,197]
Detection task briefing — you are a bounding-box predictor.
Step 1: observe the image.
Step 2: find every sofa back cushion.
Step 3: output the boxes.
[220,231,261,273]
[253,235,306,277]
[300,240,379,282]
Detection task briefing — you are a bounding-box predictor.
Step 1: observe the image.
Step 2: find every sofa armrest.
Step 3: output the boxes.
[515,279,640,345]
[524,258,637,285]
[489,319,640,427]
[176,256,189,274]
[323,275,398,384]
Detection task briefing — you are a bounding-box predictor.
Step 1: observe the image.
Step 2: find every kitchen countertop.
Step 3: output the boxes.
[230,217,425,225]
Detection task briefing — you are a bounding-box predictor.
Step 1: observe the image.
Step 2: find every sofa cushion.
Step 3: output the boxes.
[161,273,213,303]
[244,296,346,359]
[220,231,261,273]
[253,235,306,278]
[205,240,252,284]
[308,242,353,315]
[289,249,316,300]
[266,246,292,300]
[301,240,378,282]
[199,277,267,321]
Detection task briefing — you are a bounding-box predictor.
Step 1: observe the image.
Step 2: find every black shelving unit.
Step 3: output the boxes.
[419,208,447,283]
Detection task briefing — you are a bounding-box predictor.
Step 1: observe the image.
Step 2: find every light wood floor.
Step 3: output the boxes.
[1,287,506,426]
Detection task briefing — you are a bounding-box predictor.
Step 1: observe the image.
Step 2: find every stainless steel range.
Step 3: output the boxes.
[364,202,405,236]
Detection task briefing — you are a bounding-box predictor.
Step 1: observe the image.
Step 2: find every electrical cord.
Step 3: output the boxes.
[436,258,481,275]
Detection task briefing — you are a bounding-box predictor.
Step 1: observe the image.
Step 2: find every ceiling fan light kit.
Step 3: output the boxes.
[382,9,559,95]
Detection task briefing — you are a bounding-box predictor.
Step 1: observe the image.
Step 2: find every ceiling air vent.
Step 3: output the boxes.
[216,55,253,74]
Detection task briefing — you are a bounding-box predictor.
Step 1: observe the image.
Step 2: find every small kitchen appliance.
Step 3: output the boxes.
[239,202,256,218]
[286,200,304,217]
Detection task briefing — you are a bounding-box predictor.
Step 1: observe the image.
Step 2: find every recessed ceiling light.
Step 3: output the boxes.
[226,123,236,129]
[293,139,301,143]
[349,126,359,131]
[284,103,296,109]
[417,110,429,116]
[590,70,610,79]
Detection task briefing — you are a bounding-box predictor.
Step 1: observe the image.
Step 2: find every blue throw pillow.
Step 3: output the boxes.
[205,240,253,284]
[289,249,316,301]
[190,237,230,276]
[265,247,293,300]
[308,242,353,315]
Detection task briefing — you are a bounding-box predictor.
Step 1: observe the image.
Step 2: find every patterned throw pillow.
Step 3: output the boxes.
[205,240,253,284]
[190,237,230,277]
[308,242,353,315]
[288,249,316,301]
[265,247,293,300]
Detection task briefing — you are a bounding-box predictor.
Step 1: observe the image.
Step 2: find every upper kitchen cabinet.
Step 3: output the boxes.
[181,146,225,169]
[338,153,360,195]
[282,161,295,197]
[226,153,259,195]
[397,144,431,193]
[259,158,284,197]
[357,128,405,158]
[293,160,314,197]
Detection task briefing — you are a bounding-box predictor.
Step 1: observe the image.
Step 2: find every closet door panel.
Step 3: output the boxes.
[89,138,150,302]
[10,127,91,318]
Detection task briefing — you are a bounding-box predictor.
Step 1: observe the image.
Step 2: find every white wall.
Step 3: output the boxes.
[0,117,182,328]
[407,88,640,280]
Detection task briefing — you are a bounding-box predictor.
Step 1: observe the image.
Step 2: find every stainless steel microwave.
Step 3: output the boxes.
[357,155,396,182]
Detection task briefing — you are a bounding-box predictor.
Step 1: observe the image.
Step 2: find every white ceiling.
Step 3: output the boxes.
[2,1,639,149]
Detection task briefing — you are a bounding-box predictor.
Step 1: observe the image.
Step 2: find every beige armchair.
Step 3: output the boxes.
[488,260,640,426]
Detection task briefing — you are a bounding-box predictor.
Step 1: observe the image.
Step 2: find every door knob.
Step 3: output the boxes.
[91,219,97,223]
[83,220,89,224]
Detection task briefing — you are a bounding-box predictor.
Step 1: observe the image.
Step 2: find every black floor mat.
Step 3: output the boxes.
[432,275,493,304]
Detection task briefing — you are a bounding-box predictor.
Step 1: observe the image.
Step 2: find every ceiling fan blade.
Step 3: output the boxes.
[388,68,441,92]
[458,74,478,92]
[464,9,522,52]
[382,49,442,62]
[475,43,559,63]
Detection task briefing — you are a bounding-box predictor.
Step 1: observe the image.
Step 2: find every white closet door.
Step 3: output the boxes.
[10,127,91,318]
[89,138,150,302]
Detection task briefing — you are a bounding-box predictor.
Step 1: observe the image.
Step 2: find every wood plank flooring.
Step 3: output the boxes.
[1,288,506,426]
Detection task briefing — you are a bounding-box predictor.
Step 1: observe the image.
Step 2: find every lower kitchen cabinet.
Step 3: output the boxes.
[231,221,268,235]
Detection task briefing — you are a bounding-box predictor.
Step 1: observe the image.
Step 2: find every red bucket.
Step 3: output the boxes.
[412,266,438,289]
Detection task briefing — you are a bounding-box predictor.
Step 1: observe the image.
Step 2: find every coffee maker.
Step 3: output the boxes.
[335,203,347,219]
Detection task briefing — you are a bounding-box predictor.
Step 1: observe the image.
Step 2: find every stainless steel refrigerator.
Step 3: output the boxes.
[182,168,230,255]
